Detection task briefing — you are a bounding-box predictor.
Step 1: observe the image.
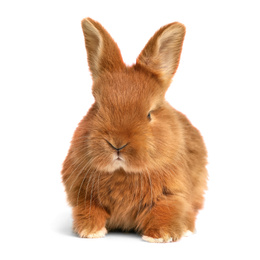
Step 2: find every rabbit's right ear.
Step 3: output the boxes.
[81,18,125,80]
[137,22,186,87]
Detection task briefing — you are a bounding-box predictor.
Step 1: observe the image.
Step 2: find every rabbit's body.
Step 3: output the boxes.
[62,18,207,243]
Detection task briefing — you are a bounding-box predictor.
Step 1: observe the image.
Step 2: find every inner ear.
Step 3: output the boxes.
[81,18,125,80]
[136,22,186,86]
[82,19,103,79]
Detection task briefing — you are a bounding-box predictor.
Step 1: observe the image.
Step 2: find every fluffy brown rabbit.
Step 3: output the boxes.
[61,18,208,243]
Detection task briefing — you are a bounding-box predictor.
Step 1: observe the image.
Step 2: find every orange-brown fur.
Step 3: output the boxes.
[61,18,207,242]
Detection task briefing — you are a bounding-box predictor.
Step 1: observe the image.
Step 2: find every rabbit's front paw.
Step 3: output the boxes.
[142,230,181,243]
[142,235,173,243]
[79,227,107,238]
[142,229,193,243]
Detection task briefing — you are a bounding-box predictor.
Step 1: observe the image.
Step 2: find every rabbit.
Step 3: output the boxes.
[61,18,208,243]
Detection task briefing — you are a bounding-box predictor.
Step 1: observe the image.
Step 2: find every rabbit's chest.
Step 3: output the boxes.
[98,170,163,230]
[103,172,142,208]
[97,173,137,229]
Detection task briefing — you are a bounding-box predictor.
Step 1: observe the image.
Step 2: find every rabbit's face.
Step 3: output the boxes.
[76,18,186,174]
[87,69,171,173]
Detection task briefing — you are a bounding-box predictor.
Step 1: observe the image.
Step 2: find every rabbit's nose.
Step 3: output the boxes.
[105,140,129,152]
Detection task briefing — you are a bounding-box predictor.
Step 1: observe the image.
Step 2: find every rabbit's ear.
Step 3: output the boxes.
[137,22,186,86]
[81,18,125,80]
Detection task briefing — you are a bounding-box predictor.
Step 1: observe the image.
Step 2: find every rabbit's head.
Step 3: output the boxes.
[75,18,186,173]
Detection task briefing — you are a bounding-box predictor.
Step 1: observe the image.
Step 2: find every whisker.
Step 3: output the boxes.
[97,170,105,209]
[63,156,89,185]
[137,172,143,216]
[70,145,90,156]
[70,141,88,147]
[146,169,153,211]
[92,156,112,209]
[84,168,97,210]
[89,169,97,215]
[76,160,94,206]
[68,157,94,192]
[70,135,89,142]
[63,145,95,187]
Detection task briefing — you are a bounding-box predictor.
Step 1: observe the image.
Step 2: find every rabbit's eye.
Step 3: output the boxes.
[147,111,152,121]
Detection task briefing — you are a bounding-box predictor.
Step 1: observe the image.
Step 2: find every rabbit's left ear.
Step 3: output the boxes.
[81,18,125,80]
[137,22,186,86]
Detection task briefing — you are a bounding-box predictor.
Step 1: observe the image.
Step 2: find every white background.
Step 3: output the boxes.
[1,0,259,259]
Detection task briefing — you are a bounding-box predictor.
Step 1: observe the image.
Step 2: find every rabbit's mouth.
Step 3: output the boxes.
[112,153,125,167]
[104,156,126,172]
